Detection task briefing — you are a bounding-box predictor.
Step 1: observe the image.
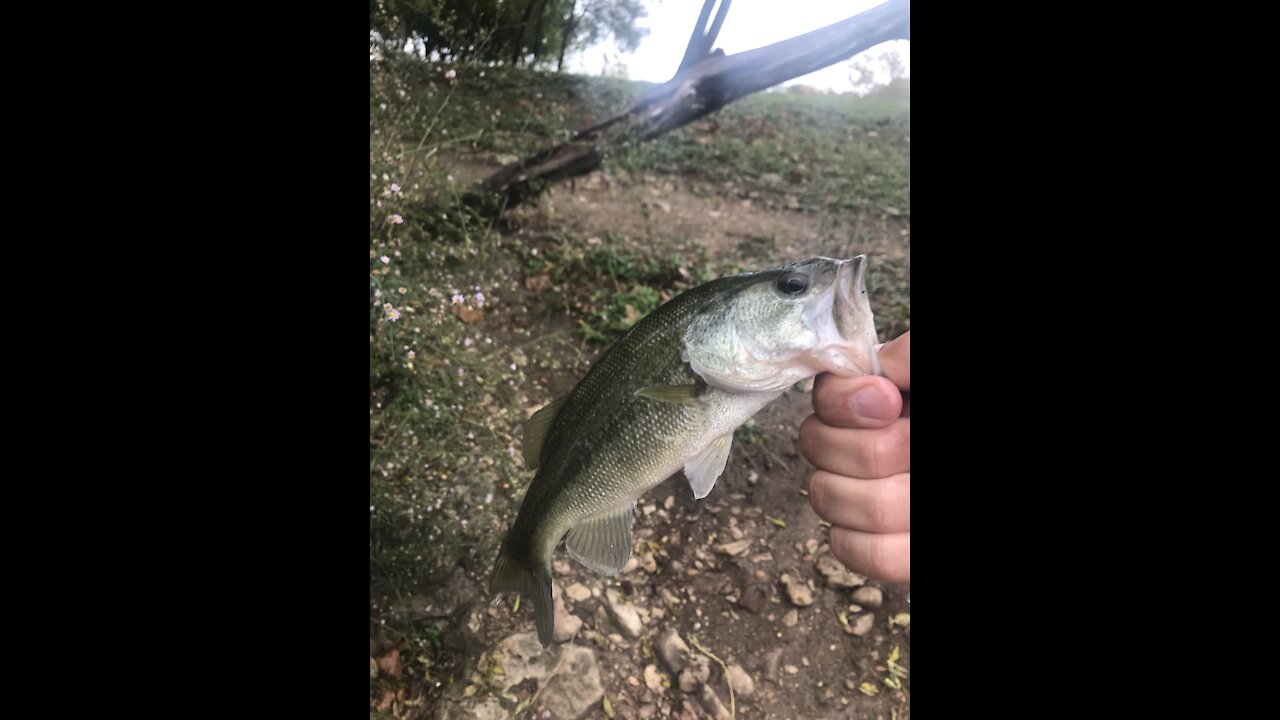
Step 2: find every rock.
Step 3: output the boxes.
[638,703,657,719]
[715,539,752,556]
[566,583,592,602]
[553,559,573,576]
[623,556,640,574]
[438,697,505,720]
[780,574,814,607]
[846,613,875,636]
[679,657,711,693]
[725,664,755,698]
[698,684,732,719]
[642,552,658,573]
[498,632,604,720]
[644,664,664,694]
[369,655,378,679]
[656,628,692,674]
[763,648,783,685]
[664,495,675,509]
[847,604,864,614]
[738,585,767,614]
[553,586,583,643]
[851,586,883,609]
[815,554,866,589]
[782,609,798,627]
[605,589,644,638]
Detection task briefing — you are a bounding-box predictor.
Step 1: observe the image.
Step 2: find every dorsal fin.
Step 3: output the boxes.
[523,395,567,470]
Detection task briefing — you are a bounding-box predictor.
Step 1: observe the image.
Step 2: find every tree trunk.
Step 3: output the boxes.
[512,0,540,66]
[557,0,578,72]
[531,0,548,65]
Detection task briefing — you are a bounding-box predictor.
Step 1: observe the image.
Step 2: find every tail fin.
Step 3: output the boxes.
[490,547,554,648]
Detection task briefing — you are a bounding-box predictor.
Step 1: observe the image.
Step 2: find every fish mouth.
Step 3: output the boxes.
[831,255,882,377]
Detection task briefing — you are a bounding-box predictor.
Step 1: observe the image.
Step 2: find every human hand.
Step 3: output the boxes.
[799,331,910,583]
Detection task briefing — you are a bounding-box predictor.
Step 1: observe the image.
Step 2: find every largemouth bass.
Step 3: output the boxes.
[491,256,882,646]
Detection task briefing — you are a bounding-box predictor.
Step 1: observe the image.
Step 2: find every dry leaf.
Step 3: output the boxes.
[376,649,402,678]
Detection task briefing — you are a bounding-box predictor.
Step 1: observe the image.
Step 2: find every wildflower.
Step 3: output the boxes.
[445,69,457,79]
[451,293,465,305]
[380,255,390,264]
[407,350,415,360]
[389,182,401,193]
[474,292,485,307]
[398,287,407,294]
[384,303,400,321]
[447,174,454,183]
[388,214,404,225]
[464,337,474,348]
[374,289,382,298]
[457,367,465,377]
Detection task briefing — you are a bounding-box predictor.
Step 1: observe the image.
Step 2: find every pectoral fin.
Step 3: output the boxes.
[684,433,733,500]
[565,503,635,575]
[523,395,567,470]
[635,383,703,404]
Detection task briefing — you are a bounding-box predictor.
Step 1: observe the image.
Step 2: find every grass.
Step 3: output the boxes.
[369,51,909,696]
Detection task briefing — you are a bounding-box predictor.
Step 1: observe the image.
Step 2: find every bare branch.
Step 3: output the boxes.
[678,0,720,74]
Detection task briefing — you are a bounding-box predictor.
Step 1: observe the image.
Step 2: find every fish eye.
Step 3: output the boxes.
[775,271,810,296]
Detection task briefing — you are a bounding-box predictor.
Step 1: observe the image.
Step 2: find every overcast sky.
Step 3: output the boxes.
[564,0,910,93]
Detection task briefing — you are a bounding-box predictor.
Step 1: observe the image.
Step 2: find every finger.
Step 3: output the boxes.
[800,415,910,478]
[829,527,910,584]
[812,374,902,429]
[808,470,910,533]
[878,331,910,391]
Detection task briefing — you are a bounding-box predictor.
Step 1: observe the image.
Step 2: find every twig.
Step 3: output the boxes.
[688,634,735,719]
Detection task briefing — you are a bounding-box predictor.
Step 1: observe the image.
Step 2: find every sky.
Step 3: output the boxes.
[563,0,910,94]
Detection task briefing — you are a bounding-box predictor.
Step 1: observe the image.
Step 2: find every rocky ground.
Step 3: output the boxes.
[375,394,910,720]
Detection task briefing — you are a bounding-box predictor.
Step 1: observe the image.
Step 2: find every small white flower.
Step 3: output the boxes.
[380,256,390,264]
[389,182,401,193]
[388,214,404,225]
[445,69,456,79]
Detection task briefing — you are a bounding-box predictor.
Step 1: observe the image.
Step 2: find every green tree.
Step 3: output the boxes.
[370,0,647,71]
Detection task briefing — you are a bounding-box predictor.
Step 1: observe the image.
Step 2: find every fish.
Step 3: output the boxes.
[490,255,882,646]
